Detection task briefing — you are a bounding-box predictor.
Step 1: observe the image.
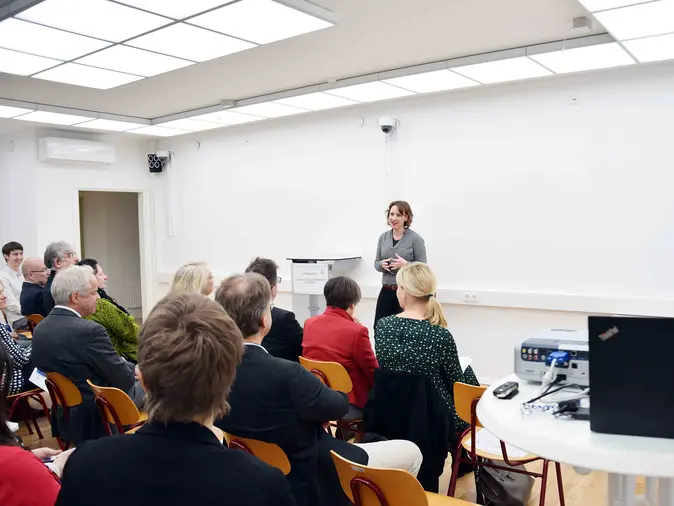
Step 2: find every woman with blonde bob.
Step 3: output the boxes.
[374,262,479,433]
[171,262,215,296]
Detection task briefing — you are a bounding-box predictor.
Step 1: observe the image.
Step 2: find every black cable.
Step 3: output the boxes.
[524,383,584,405]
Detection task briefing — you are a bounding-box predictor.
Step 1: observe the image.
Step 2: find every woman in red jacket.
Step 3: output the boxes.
[303,276,378,420]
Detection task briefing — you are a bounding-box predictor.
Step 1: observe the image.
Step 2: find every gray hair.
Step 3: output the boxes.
[51,265,95,305]
[44,241,74,269]
[214,273,271,338]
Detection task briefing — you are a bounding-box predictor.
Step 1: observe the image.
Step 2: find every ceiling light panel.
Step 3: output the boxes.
[594,1,674,40]
[275,92,359,110]
[17,0,171,42]
[76,119,147,131]
[126,23,256,62]
[324,81,415,102]
[384,69,479,93]
[128,126,192,136]
[115,0,236,19]
[231,102,308,118]
[452,56,552,84]
[0,48,61,76]
[155,119,223,131]
[189,0,333,44]
[578,0,654,12]
[0,18,111,60]
[76,45,193,77]
[0,105,34,118]
[14,111,92,125]
[624,33,674,62]
[191,110,265,125]
[33,63,143,89]
[530,43,635,73]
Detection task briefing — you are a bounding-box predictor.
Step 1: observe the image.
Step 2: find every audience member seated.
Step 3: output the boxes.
[56,292,294,506]
[0,241,28,330]
[42,242,80,315]
[215,273,422,506]
[303,276,378,421]
[245,257,303,361]
[78,259,139,362]
[0,344,73,506]
[21,257,50,318]
[32,266,144,444]
[374,262,479,435]
[170,261,214,296]
[0,283,34,395]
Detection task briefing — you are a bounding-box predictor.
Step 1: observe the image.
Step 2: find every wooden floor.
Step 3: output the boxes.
[18,418,612,505]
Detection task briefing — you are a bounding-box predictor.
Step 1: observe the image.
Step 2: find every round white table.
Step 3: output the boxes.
[477,374,674,506]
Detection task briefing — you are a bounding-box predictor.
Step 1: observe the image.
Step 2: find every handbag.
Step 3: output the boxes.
[474,460,534,506]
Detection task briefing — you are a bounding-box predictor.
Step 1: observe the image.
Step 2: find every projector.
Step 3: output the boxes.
[514,329,589,387]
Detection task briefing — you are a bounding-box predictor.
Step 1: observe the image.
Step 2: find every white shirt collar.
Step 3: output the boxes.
[54,305,82,318]
[3,266,22,279]
[243,342,268,353]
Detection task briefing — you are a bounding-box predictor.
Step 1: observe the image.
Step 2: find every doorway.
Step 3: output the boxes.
[78,191,143,320]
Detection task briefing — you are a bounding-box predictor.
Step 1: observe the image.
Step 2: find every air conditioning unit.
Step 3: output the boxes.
[38,137,116,164]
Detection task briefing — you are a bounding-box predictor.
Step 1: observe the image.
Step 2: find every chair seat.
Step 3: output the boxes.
[460,428,535,462]
[426,492,476,505]
[138,411,148,423]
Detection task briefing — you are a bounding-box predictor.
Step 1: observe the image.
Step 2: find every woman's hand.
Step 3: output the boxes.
[51,448,75,477]
[389,254,408,270]
[32,447,61,461]
[381,259,392,272]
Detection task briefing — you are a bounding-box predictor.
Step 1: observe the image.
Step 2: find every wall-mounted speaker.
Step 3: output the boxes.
[148,153,165,173]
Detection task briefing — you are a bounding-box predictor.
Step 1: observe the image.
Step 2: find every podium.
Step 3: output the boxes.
[287,255,361,325]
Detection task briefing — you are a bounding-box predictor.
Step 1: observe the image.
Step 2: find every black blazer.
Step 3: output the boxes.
[56,422,296,506]
[20,282,47,317]
[31,307,145,443]
[216,345,367,506]
[262,306,304,362]
[42,270,56,316]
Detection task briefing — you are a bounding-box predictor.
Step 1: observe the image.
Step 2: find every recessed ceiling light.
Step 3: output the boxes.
[126,23,256,62]
[17,0,171,42]
[275,92,359,110]
[0,47,61,76]
[231,102,308,118]
[15,110,93,125]
[115,0,236,19]
[578,0,653,12]
[33,63,143,89]
[76,119,148,131]
[128,125,191,136]
[0,105,34,118]
[0,18,111,60]
[324,81,415,102]
[76,45,193,77]
[624,33,674,62]
[452,56,552,84]
[384,69,479,93]
[530,43,635,73]
[191,110,265,125]
[189,0,333,44]
[594,1,674,40]
[154,118,223,131]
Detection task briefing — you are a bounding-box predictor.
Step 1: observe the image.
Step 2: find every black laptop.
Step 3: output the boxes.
[589,315,674,439]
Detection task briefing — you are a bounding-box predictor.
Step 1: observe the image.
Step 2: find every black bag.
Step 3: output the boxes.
[474,460,534,506]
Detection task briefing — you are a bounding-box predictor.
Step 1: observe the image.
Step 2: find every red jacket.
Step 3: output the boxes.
[303,307,379,409]
[0,446,60,506]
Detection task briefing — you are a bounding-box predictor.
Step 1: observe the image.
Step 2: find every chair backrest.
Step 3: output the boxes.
[330,450,429,506]
[26,314,44,332]
[224,432,291,475]
[45,372,83,408]
[453,382,487,427]
[299,356,353,393]
[86,379,141,430]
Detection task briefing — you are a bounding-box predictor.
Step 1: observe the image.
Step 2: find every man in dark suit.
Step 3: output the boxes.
[245,257,303,361]
[32,265,144,444]
[42,241,80,315]
[20,257,50,318]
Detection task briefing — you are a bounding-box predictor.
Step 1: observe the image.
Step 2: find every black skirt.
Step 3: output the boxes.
[374,286,402,327]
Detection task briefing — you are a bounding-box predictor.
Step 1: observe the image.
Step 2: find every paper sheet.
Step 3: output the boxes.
[29,368,48,392]
[465,429,528,458]
[459,356,473,373]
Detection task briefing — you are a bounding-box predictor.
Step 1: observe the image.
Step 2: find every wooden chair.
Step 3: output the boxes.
[86,380,147,436]
[447,383,565,506]
[224,432,291,475]
[299,356,363,441]
[7,388,50,439]
[45,372,83,450]
[331,450,475,506]
[26,314,44,333]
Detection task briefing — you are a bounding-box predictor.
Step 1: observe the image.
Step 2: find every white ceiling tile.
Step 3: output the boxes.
[128,125,191,136]
[33,63,144,89]
[154,118,223,131]
[14,110,93,125]
[530,43,635,73]
[324,81,415,102]
[0,105,34,118]
[77,45,193,77]
[275,92,359,110]
[594,0,674,40]
[452,56,552,84]
[384,69,479,93]
[0,47,61,76]
[231,102,308,118]
[191,110,264,125]
[116,0,236,19]
[578,0,653,12]
[76,119,148,131]
[624,33,674,62]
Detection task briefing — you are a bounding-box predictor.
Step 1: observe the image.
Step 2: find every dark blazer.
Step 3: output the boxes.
[31,307,144,444]
[56,422,295,506]
[42,270,56,316]
[262,306,304,362]
[216,344,368,506]
[20,282,48,318]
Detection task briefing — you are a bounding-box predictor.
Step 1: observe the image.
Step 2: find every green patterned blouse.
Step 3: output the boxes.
[86,298,139,362]
[374,315,479,433]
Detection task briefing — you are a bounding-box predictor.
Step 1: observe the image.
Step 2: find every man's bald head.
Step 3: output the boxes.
[22,257,49,287]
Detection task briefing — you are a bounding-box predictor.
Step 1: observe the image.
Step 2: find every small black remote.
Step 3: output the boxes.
[493,381,519,399]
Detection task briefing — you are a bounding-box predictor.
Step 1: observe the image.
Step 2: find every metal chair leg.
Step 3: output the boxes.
[539,460,550,506]
[447,447,463,497]
[555,461,565,506]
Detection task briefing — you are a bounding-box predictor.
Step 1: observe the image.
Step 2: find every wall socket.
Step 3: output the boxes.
[463,292,478,304]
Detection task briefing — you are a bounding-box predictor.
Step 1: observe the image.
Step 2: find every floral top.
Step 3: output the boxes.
[374,315,479,433]
[0,324,31,395]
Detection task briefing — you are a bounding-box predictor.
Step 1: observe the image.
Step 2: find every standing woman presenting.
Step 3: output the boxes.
[374,201,427,325]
